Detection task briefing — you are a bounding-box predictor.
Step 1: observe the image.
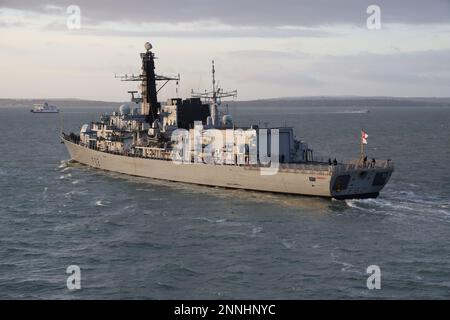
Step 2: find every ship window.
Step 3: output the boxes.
[372,172,388,186]
[333,175,350,192]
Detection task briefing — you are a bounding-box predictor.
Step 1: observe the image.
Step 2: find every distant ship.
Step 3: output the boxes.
[338,109,370,114]
[351,109,370,114]
[31,102,59,113]
[62,42,394,199]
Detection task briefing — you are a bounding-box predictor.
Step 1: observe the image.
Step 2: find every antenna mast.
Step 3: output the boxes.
[191,60,237,127]
[115,42,180,123]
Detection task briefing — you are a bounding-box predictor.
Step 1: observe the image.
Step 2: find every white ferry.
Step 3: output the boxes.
[31,102,59,113]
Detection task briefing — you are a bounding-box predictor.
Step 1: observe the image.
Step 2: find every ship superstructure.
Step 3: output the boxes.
[62,42,393,199]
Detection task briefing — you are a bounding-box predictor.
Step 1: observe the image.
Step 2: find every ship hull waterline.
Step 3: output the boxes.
[63,139,392,200]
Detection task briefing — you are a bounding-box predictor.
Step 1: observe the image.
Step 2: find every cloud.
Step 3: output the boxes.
[52,21,334,38]
[1,0,450,28]
[295,49,450,96]
[313,49,450,81]
[225,50,312,60]
[2,2,450,99]
[0,5,333,38]
[0,20,24,28]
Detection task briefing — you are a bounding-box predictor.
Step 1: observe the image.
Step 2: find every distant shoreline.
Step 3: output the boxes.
[0,99,123,108]
[1,97,450,108]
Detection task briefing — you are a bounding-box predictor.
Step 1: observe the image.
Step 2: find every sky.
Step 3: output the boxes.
[1,0,450,101]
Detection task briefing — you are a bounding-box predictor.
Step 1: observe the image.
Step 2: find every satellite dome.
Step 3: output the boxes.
[119,104,131,116]
[222,115,233,125]
[80,124,90,133]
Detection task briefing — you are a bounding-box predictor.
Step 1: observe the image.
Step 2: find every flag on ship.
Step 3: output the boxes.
[362,130,369,145]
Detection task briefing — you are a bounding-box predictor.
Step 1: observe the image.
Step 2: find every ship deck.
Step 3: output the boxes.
[62,134,393,176]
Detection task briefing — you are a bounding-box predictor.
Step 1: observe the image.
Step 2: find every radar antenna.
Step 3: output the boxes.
[114,42,180,123]
[191,60,237,127]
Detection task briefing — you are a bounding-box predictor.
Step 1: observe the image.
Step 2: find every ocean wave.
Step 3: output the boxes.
[103,219,124,227]
[59,173,72,180]
[345,197,411,213]
[389,191,449,216]
[281,239,296,249]
[155,281,177,290]
[58,160,69,169]
[225,264,252,273]
[159,263,200,276]
[344,199,381,213]
[330,253,364,274]
[437,281,450,288]
[42,187,48,200]
[251,226,263,236]
[64,189,89,197]
[345,192,450,222]
[95,200,110,207]
[437,209,450,217]
[190,217,228,224]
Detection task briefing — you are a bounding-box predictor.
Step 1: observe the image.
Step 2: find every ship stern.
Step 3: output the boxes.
[329,160,394,200]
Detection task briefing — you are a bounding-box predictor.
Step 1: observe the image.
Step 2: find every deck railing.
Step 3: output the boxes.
[63,134,393,172]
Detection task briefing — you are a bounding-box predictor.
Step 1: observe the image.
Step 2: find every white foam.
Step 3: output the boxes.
[95,200,109,207]
[344,199,357,208]
[64,190,88,197]
[330,253,363,275]
[339,262,354,272]
[58,160,69,169]
[345,190,450,222]
[59,173,72,179]
[281,239,296,249]
[251,226,263,236]
[192,217,227,224]
[42,187,48,200]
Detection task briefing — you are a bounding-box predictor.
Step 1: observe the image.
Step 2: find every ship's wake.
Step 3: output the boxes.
[344,190,450,222]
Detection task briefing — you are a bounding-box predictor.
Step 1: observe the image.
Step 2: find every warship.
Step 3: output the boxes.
[62,42,394,199]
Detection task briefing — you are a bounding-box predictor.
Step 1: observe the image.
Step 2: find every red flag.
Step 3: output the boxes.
[361,130,369,145]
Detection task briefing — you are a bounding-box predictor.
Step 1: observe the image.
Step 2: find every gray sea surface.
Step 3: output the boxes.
[0,104,449,299]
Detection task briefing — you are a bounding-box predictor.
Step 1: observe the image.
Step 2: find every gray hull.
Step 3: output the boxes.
[63,140,393,199]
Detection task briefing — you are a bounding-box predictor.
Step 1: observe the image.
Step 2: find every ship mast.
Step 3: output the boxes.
[115,42,180,124]
[191,60,237,127]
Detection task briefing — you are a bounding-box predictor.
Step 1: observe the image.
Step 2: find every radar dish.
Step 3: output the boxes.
[119,104,131,116]
[145,42,152,51]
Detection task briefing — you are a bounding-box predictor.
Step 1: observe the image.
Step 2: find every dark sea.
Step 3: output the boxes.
[1,104,449,299]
